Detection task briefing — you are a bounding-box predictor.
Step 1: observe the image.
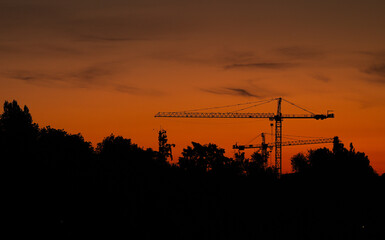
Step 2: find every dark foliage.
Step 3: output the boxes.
[178,142,233,174]
[290,137,377,181]
[2,100,384,239]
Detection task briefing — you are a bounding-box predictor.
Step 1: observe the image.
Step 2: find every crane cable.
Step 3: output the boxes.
[244,133,328,144]
[245,133,262,145]
[182,98,276,112]
[230,98,275,113]
[181,97,315,114]
[283,133,327,139]
[282,98,315,115]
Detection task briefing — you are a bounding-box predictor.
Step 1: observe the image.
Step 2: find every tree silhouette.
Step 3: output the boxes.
[95,133,164,182]
[242,151,276,179]
[0,101,48,237]
[233,151,247,175]
[178,142,232,174]
[97,134,140,157]
[96,134,152,179]
[0,100,39,160]
[1,100,384,239]
[291,152,309,173]
[37,126,93,175]
[308,147,334,174]
[290,136,377,180]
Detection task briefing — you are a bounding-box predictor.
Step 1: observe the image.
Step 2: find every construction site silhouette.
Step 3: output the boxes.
[2,100,384,239]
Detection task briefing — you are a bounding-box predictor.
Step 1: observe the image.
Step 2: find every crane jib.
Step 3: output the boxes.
[155,112,275,118]
[233,137,335,150]
[155,112,334,119]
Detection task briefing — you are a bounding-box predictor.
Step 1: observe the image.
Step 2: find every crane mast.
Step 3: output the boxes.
[155,97,334,177]
[261,133,268,164]
[275,98,283,176]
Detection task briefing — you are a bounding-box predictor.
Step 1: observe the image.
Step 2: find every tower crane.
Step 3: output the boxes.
[155,97,334,176]
[233,134,335,168]
[234,136,335,151]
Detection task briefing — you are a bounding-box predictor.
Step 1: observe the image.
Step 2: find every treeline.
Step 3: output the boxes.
[2,100,384,239]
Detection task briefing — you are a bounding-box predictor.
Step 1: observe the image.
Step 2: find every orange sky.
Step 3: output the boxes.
[1,0,385,174]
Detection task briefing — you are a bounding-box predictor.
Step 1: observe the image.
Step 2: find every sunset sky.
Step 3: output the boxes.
[1,0,385,173]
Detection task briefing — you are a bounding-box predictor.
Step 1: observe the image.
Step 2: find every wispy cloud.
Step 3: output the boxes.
[217,50,258,64]
[360,62,385,84]
[226,88,258,97]
[224,62,295,70]
[76,35,150,42]
[355,50,385,84]
[113,84,141,94]
[363,64,385,78]
[358,50,385,59]
[5,70,63,83]
[5,63,114,86]
[69,65,113,85]
[202,87,259,98]
[114,84,163,96]
[2,63,160,95]
[276,46,324,60]
[311,73,331,82]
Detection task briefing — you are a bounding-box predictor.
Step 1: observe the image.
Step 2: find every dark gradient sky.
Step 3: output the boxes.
[1,0,385,173]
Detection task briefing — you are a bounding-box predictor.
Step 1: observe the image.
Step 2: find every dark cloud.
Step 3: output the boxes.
[217,50,258,64]
[149,50,211,65]
[0,1,200,45]
[357,50,385,83]
[201,87,260,98]
[276,46,324,59]
[76,35,149,42]
[5,70,63,83]
[311,73,331,82]
[355,50,385,83]
[5,63,115,86]
[226,88,259,97]
[2,64,152,95]
[224,62,295,70]
[69,65,113,85]
[0,41,86,59]
[0,3,70,41]
[114,84,163,96]
[358,50,385,59]
[364,64,385,77]
[362,64,385,83]
[114,84,139,94]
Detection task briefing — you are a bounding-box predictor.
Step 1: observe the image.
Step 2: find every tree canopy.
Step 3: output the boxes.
[2,100,383,239]
[290,136,376,180]
[178,142,232,174]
